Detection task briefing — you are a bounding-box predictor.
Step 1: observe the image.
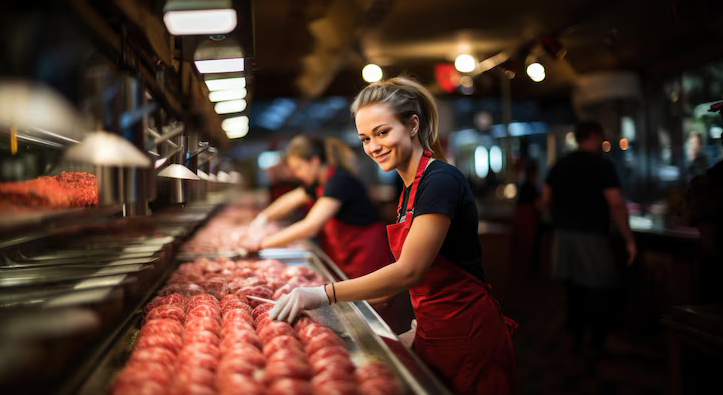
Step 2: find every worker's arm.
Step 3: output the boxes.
[604,187,637,265]
[254,187,311,224]
[259,197,341,249]
[332,214,450,301]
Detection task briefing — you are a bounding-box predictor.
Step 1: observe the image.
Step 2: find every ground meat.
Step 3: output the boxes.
[173,364,217,387]
[255,316,273,331]
[183,329,220,345]
[220,295,251,314]
[262,335,304,358]
[262,358,312,384]
[221,320,256,335]
[127,346,177,368]
[222,345,266,367]
[139,319,184,337]
[144,293,186,314]
[222,308,254,324]
[312,380,360,395]
[358,378,401,395]
[186,305,222,322]
[145,305,185,324]
[219,329,262,352]
[252,303,274,320]
[167,383,216,395]
[266,347,307,364]
[135,333,184,353]
[112,362,172,395]
[185,317,222,335]
[216,356,264,377]
[311,354,355,376]
[311,370,356,387]
[304,332,345,356]
[292,317,316,332]
[201,280,228,300]
[237,286,274,307]
[176,342,221,361]
[298,324,333,343]
[308,346,349,367]
[216,373,266,395]
[267,378,313,395]
[355,363,395,382]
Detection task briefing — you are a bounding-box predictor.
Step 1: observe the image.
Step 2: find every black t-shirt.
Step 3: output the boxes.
[545,151,620,233]
[397,160,485,282]
[304,168,379,226]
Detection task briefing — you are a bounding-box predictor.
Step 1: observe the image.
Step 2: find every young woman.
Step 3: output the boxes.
[269,77,518,395]
[247,135,394,280]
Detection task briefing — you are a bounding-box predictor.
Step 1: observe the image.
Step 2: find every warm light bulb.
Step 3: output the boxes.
[455,54,476,73]
[163,9,237,35]
[362,64,383,83]
[619,138,629,150]
[602,141,611,152]
[526,62,545,82]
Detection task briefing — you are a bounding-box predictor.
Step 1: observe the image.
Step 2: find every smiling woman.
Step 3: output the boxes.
[269,76,518,395]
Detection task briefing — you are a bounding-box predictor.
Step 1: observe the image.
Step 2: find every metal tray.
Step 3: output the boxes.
[0,275,135,308]
[2,255,159,269]
[0,263,155,288]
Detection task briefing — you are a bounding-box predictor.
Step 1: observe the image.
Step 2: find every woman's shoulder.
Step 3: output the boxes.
[420,161,467,189]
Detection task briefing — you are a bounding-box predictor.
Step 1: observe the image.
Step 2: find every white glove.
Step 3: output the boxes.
[249,214,267,230]
[398,319,417,348]
[269,286,330,323]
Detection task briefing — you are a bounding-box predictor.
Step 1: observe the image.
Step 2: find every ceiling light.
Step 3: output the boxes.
[362,64,383,83]
[195,58,244,73]
[454,54,476,73]
[224,123,249,139]
[209,88,247,102]
[214,99,247,114]
[490,145,503,173]
[526,62,545,82]
[205,77,246,91]
[602,141,611,152]
[163,9,236,35]
[222,115,249,131]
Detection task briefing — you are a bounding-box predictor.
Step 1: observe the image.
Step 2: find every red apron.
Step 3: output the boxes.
[316,167,395,279]
[387,151,518,395]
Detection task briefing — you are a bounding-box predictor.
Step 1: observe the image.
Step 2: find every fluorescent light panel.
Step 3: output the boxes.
[163,9,237,35]
[205,77,246,91]
[195,58,244,74]
[209,88,247,102]
[214,99,247,114]
[222,116,249,132]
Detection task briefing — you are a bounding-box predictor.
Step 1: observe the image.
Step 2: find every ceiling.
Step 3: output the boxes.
[248,0,723,100]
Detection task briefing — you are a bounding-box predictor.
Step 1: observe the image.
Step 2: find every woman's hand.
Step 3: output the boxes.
[268,286,330,323]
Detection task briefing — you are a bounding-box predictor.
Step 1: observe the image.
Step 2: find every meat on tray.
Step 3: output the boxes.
[113,256,402,395]
[0,172,97,212]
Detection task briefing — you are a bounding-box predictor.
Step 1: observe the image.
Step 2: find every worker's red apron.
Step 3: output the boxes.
[387,151,518,395]
[316,167,394,279]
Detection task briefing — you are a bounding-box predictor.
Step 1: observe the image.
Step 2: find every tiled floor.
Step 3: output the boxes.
[494,276,669,395]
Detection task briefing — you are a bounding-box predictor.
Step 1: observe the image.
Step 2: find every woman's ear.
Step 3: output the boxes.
[409,114,420,137]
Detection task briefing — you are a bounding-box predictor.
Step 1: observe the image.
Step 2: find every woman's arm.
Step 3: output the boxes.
[259,197,341,249]
[331,214,450,301]
[257,187,311,222]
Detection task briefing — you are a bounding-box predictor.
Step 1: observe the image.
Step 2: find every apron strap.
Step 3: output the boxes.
[396,151,433,222]
[316,166,336,198]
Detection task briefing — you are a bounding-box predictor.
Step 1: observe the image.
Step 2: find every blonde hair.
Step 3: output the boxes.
[285,135,357,174]
[350,76,446,161]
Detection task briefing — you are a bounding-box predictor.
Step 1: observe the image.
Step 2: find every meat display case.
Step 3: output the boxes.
[0,197,451,395]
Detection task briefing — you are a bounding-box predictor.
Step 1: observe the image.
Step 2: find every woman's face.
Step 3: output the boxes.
[355,103,417,172]
[286,155,320,186]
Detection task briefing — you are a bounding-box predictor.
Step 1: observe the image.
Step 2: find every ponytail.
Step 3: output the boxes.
[323,137,357,174]
[285,135,357,174]
[351,76,446,162]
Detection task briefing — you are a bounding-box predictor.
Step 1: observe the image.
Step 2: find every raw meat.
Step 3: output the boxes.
[216,373,266,395]
[305,332,345,356]
[262,335,304,358]
[135,333,183,353]
[127,346,177,368]
[139,318,184,337]
[267,378,313,395]
[145,305,185,324]
[298,324,333,343]
[262,359,313,383]
[252,303,274,320]
[308,346,349,366]
[311,355,355,375]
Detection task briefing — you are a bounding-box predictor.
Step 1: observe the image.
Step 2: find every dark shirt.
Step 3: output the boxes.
[398,160,485,282]
[304,168,379,226]
[517,181,539,206]
[546,151,620,234]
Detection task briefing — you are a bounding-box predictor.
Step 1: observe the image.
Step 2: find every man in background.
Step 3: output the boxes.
[540,120,637,355]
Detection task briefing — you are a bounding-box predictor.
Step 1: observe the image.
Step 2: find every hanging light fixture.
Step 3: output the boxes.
[214,99,246,114]
[222,115,249,139]
[163,0,237,36]
[205,77,246,91]
[454,54,476,73]
[209,88,247,102]
[195,58,244,74]
[362,64,383,83]
[526,62,545,82]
